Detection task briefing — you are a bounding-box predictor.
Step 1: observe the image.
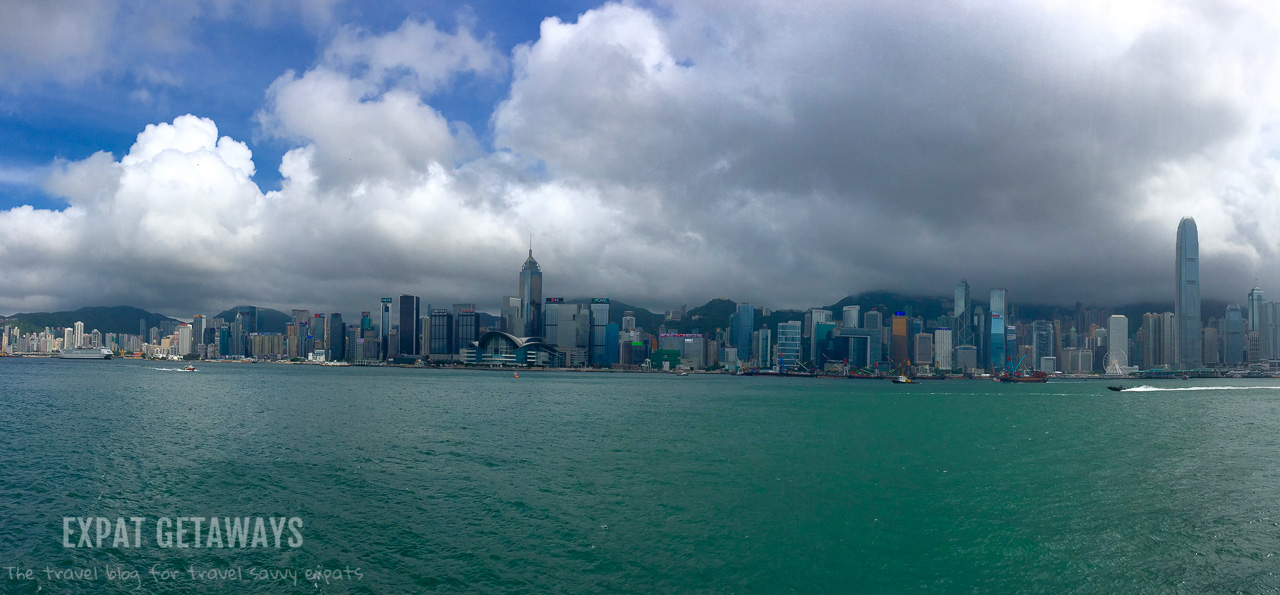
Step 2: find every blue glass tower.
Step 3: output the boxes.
[731,303,754,363]
[989,288,1006,372]
[1175,217,1201,369]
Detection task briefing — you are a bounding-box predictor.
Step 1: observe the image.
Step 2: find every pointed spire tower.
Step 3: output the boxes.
[519,242,543,337]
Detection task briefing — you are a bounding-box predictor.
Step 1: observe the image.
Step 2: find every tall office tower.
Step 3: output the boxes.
[990,289,1007,371]
[621,311,636,332]
[732,303,754,363]
[360,311,373,332]
[913,333,933,366]
[235,306,259,333]
[1107,315,1129,369]
[1202,326,1220,365]
[864,310,883,335]
[176,324,192,355]
[329,313,345,361]
[73,321,84,348]
[1225,305,1245,365]
[777,321,801,371]
[1175,217,1202,369]
[312,313,327,355]
[380,298,392,360]
[429,309,454,356]
[589,298,610,367]
[399,295,421,357]
[1260,302,1280,361]
[519,249,543,337]
[1248,287,1265,331]
[842,305,860,329]
[191,315,205,347]
[953,280,973,347]
[934,328,952,370]
[501,296,522,334]
[755,325,772,369]
[891,312,909,365]
[543,298,563,344]
[1032,320,1054,371]
[451,303,476,353]
[809,309,832,364]
[140,318,147,340]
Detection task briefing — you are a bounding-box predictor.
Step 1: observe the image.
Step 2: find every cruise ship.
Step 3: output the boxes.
[58,348,114,359]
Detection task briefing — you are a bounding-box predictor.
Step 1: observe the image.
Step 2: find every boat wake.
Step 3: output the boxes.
[1123,385,1280,392]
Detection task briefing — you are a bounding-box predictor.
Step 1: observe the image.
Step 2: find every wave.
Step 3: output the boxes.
[1123,385,1280,392]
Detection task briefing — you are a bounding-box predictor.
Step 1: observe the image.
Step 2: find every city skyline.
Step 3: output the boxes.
[3,3,1280,316]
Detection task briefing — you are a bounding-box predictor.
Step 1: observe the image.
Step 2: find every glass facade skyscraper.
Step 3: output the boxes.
[589,298,610,367]
[989,288,1006,371]
[519,250,543,337]
[1175,217,1202,369]
[731,303,754,363]
[398,295,421,357]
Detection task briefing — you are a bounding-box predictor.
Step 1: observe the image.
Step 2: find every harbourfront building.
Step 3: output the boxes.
[1107,315,1129,371]
[777,321,802,372]
[399,295,421,357]
[989,289,1007,372]
[1175,217,1202,369]
[731,303,754,363]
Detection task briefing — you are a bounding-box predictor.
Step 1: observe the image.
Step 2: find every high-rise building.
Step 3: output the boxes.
[1175,217,1202,369]
[191,315,205,348]
[990,289,1007,371]
[519,249,543,337]
[842,305,860,329]
[429,309,453,356]
[953,280,973,348]
[891,312,909,365]
[809,309,832,365]
[453,304,478,354]
[380,298,392,361]
[755,325,772,369]
[621,311,636,332]
[1031,320,1054,371]
[777,321,802,372]
[1248,287,1265,331]
[589,298,610,367]
[501,296,522,334]
[329,313,345,361]
[1107,315,1129,370]
[913,333,933,367]
[732,303,754,363]
[399,295,421,357]
[1225,304,1245,365]
[933,328,952,370]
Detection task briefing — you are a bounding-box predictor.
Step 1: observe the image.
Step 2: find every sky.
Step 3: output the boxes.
[2,0,1280,318]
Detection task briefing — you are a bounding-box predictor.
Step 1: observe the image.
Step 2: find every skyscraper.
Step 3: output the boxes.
[1107,315,1129,370]
[380,298,392,361]
[589,298,610,367]
[1225,304,1245,365]
[399,295,421,357]
[519,249,543,337]
[990,289,1007,371]
[1175,217,1202,369]
[732,303,754,363]
[953,280,973,348]
[777,321,801,372]
[1248,287,1265,331]
[329,313,345,362]
[842,305,860,329]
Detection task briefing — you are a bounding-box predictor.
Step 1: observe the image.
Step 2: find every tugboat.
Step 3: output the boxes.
[892,375,912,384]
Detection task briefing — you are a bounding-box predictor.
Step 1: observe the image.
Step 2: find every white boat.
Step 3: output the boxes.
[892,375,912,384]
[58,348,113,359]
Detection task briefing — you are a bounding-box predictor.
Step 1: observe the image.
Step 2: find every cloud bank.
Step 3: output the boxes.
[3,1,1280,317]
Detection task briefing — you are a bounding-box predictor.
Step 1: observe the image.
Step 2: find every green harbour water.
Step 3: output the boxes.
[3,357,1280,592]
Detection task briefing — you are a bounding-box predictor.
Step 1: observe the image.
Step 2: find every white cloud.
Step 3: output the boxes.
[5,1,1280,317]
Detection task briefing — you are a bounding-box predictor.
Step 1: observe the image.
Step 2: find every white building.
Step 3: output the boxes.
[933,328,952,370]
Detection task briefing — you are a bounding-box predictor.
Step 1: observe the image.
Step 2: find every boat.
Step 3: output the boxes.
[1107,385,1126,392]
[58,348,113,359]
[998,371,1049,383]
[678,372,689,376]
[892,375,912,384]
[320,361,350,367]
[182,365,197,372]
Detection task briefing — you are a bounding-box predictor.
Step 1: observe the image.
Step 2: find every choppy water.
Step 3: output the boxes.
[3,358,1280,592]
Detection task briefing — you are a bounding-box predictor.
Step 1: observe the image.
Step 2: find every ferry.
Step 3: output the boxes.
[58,348,113,359]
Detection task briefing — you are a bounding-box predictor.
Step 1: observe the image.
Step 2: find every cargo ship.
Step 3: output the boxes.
[58,348,114,359]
